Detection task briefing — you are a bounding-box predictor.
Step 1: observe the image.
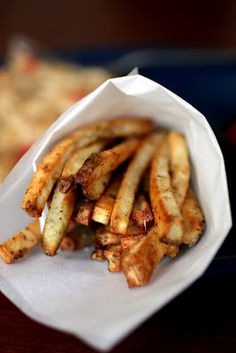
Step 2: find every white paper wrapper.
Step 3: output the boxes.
[0,74,232,351]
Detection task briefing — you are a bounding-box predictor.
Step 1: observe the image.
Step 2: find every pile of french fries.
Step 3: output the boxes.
[0,118,205,287]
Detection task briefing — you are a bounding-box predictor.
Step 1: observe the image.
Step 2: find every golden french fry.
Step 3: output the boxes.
[0,220,40,264]
[60,225,94,251]
[131,193,154,230]
[79,173,112,200]
[168,131,190,208]
[92,175,122,225]
[76,138,140,200]
[75,199,94,225]
[111,132,164,235]
[41,183,76,256]
[22,118,153,217]
[70,118,154,146]
[59,141,107,193]
[150,137,184,244]
[22,138,74,217]
[41,141,107,255]
[182,188,205,246]
[122,227,165,287]
[104,244,122,272]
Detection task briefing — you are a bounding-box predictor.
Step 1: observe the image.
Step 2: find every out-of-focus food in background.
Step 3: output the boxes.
[0,38,111,181]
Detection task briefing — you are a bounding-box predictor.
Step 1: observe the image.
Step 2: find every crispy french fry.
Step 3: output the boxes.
[70,118,154,146]
[75,199,94,225]
[22,118,153,217]
[76,138,140,200]
[168,131,190,208]
[104,244,122,272]
[91,247,106,261]
[92,175,122,224]
[42,183,76,256]
[41,141,107,255]
[182,188,205,246]
[59,141,107,193]
[79,173,112,201]
[111,132,164,235]
[22,138,74,217]
[60,225,94,251]
[0,220,40,264]
[131,193,153,230]
[150,137,184,244]
[122,227,165,287]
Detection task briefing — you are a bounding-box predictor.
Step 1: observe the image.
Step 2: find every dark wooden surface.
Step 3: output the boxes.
[1,0,236,54]
[1,273,236,353]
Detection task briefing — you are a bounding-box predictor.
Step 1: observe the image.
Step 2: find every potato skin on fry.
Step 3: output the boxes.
[22,138,74,217]
[0,220,40,264]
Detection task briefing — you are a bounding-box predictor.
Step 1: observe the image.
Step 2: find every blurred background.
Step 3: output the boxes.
[0,0,235,258]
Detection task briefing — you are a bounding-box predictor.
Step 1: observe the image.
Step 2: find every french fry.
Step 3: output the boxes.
[70,118,154,146]
[0,220,40,264]
[104,244,122,272]
[22,118,153,217]
[22,138,74,217]
[41,141,107,255]
[150,137,184,244]
[131,193,154,230]
[75,199,94,225]
[182,188,205,246]
[96,223,146,247]
[111,132,164,235]
[76,138,140,200]
[59,141,107,193]
[41,183,76,256]
[122,227,165,287]
[60,225,94,251]
[92,175,122,224]
[168,131,190,208]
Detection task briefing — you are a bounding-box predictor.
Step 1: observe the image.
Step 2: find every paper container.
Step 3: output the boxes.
[0,74,232,351]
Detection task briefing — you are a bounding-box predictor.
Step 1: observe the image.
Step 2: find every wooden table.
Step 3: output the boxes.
[1,272,235,353]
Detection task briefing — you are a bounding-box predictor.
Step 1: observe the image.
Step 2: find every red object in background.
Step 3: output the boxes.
[68,90,88,102]
[23,56,39,74]
[18,143,32,158]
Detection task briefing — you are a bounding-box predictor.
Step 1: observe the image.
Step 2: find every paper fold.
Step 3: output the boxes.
[0,74,232,351]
